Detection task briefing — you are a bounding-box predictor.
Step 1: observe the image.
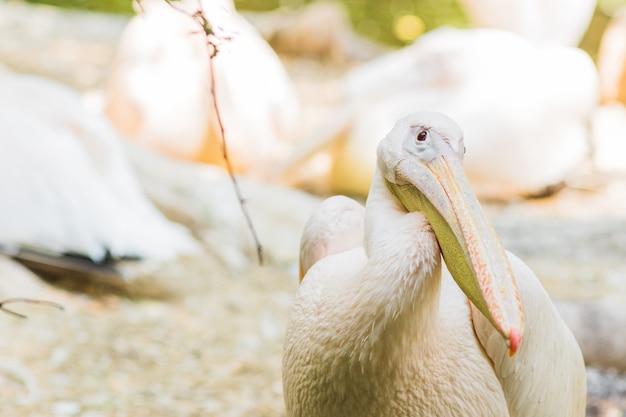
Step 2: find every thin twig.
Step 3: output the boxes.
[208,57,264,265]
[138,0,264,265]
[0,298,64,319]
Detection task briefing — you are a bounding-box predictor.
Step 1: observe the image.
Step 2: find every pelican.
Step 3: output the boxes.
[457,0,596,46]
[277,28,598,199]
[592,7,626,174]
[597,7,626,105]
[106,0,300,174]
[283,112,586,416]
[0,70,197,272]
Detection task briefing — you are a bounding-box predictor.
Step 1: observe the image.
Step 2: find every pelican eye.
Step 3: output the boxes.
[417,130,428,142]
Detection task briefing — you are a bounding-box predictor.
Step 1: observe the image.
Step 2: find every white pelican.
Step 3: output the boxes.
[280,27,597,199]
[283,112,586,416]
[592,8,626,174]
[0,71,197,270]
[106,0,300,174]
[597,7,626,105]
[457,0,596,47]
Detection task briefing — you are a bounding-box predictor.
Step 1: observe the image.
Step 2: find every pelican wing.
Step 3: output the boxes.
[469,251,586,417]
[0,72,197,264]
[299,196,365,280]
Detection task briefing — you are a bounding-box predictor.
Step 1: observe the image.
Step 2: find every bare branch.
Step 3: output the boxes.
[208,57,264,265]
[0,298,64,319]
[135,0,264,265]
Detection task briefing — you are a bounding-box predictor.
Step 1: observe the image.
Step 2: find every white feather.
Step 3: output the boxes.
[0,72,197,262]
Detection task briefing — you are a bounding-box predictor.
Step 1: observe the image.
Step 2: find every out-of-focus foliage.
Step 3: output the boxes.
[580,0,626,60]
[23,0,133,13]
[236,0,470,46]
[19,0,626,50]
[21,0,469,45]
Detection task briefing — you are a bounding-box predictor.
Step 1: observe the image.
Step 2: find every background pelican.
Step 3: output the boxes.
[278,27,598,199]
[284,112,585,416]
[106,0,300,174]
[597,7,626,105]
[0,70,197,272]
[591,7,626,175]
[457,0,597,46]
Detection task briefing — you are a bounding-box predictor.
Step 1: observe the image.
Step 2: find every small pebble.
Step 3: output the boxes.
[53,400,81,416]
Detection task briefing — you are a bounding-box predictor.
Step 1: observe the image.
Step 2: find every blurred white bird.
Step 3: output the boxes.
[457,0,597,47]
[278,28,598,199]
[597,7,626,105]
[106,0,300,174]
[0,71,197,274]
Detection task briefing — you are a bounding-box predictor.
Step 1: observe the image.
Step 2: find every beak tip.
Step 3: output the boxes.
[508,326,522,356]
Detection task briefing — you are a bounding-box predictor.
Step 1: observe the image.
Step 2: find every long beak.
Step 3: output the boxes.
[387,154,524,355]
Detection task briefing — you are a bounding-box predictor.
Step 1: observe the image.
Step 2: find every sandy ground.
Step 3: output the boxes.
[0,251,293,417]
[1,2,626,416]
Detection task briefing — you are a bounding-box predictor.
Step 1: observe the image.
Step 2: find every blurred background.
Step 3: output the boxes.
[1,0,626,416]
[16,0,625,53]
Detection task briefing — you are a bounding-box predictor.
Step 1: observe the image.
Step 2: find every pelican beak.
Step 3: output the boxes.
[387,152,524,355]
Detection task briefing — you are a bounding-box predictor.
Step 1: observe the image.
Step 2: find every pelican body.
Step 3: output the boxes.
[0,70,196,264]
[319,27,598,199]
[106,0,299,174]
[283,112,585,416]
[458,0,596,46]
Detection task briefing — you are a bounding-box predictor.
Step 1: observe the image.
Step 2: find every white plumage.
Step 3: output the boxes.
[0,71,196,263]
[106,0,300,174]
[330,28,598,198]
[284,112,585,417]
[457,0,596,46]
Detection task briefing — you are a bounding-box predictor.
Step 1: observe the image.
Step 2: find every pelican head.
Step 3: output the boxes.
[378,111,524,354]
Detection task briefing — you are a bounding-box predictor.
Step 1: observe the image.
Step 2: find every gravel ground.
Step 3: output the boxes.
[0,237,625,417]
[1,2,626,416]
[0,254,294,417]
